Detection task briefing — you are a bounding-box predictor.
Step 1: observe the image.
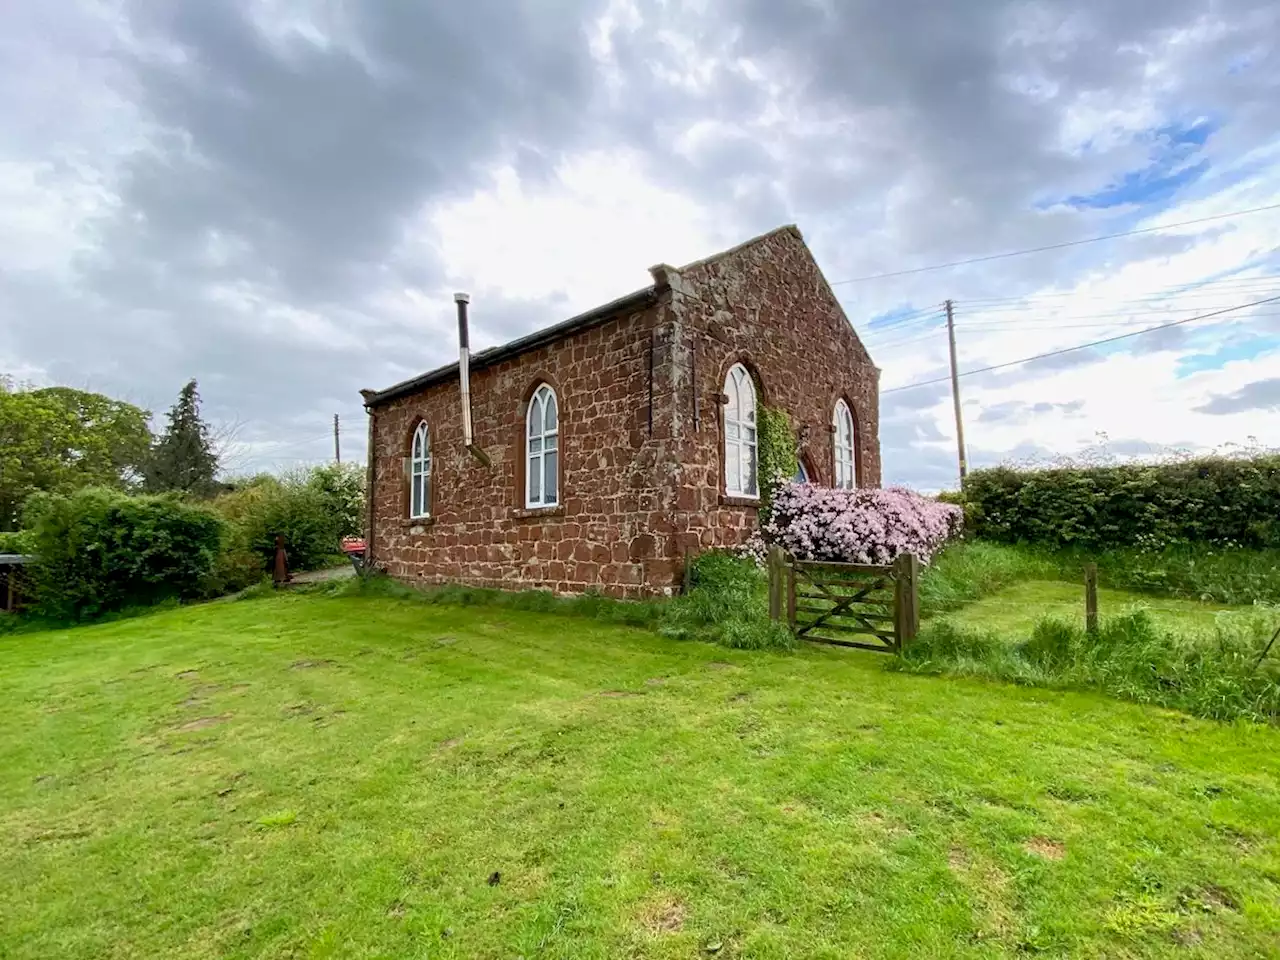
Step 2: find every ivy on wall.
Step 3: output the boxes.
[757,405,799,518]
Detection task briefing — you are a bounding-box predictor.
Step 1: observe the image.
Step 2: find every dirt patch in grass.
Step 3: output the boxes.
[706,661,735,671]
[438,736,463,750]
[598,690,642,698]
[645,677,666,686]
[1185,884,1241,913]
[1024,837,1065,860]
[175,714,232,732]
[290,659,335,670]
[638,894,686,934]
[175,670,200,680]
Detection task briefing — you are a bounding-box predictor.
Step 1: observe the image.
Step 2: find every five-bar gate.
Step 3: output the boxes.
[767,547,919,653]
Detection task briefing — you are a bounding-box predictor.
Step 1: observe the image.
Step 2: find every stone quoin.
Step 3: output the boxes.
[360,225,881,598]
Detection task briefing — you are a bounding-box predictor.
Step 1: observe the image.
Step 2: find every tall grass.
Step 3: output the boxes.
[893,607,1280,723]
[658,552,794,650]
[920,541,1061,616]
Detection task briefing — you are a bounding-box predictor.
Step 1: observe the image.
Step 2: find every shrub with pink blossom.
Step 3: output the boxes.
[763,482,962,566]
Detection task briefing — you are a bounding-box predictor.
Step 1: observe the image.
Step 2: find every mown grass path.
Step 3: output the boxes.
[2,593,1278,958]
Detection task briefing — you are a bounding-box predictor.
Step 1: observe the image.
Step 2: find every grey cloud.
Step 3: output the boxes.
[1130,324,1192,354]
[1195,377,1280,415]
[977,399,1085,423]
[5,0,1279,487]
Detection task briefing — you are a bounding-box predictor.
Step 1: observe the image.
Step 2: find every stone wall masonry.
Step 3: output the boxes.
[366,225,881,596]
[655,224,882,554]
[368,303,691,598]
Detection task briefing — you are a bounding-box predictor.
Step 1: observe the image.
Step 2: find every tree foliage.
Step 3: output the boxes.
[144,379,220,497]
[963,456,1280,550]
[210,464,366,579]
[24,487,224,620]
[0,378,152,531]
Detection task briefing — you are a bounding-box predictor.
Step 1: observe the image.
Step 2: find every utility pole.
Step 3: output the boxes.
[945,299,968,482]
[333,413,341,464]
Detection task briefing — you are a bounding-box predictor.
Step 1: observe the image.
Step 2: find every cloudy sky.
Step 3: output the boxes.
[3,1,1278,489]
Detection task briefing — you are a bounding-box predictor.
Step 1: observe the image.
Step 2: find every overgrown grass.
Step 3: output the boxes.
[895,607,1280,723]
[311,572,665,629]
[921,540,1280,614]
[920,541,1062,616]
[311,555,794,652]
[5,593,1280,957]
[657,551,794,650]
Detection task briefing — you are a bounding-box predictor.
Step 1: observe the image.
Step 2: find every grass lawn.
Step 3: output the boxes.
[3,593,1280,959]
[932,580,1245,638]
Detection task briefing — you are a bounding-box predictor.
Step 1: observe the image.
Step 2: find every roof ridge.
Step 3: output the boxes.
[675,223,802,272]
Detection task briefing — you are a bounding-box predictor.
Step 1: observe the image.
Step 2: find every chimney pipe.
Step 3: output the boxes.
[454,292,474,448]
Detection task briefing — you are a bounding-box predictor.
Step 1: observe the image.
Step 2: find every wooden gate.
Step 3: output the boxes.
[767,548,919,653]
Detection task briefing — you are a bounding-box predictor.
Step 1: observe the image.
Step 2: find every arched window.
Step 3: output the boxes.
[526,383,559,508]
[833,399,857,489]
[724,363,758,497]
[794,459,810,483]
[409,421,431,518]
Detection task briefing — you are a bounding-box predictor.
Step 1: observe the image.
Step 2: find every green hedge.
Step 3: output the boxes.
[0,529,34,554]
[210,471,351,578]
[24,487,224,620]
[964,456,1280,550]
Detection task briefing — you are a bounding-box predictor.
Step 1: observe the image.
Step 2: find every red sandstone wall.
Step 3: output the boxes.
[660,225,882,551]
[368,304,688,598]
[366,226,880,596]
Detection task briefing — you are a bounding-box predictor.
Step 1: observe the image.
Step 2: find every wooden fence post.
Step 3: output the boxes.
[1084,563,1098,634]
[767,545,786,621]
[786,561,797,631]
[893,552,920,649]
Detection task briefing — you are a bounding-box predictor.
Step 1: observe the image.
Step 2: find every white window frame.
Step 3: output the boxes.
[724,363,759,497]
[525,383,559,508]
[834,399,857,489]
[409,421,431,518]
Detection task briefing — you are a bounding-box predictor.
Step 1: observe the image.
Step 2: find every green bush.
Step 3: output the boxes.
[659,551,794,651]
[0,529,34,554]
[964,455,1280,550]
[211,469,353,576]
[895,607,1280,723]
[24,487,224,620]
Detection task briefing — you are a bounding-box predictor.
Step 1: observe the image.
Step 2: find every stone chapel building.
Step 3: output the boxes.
[359,225,880,597]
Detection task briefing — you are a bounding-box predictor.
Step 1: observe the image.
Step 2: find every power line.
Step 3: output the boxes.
[831,202,1280,285]
[957,312,1280,333]
[955,274,1280,305]
[957,304,1280,325]
[881,294,1280,395]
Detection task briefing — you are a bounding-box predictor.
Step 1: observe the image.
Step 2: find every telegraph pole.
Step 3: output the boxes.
[945,299,967,482]
[333,414,341,464]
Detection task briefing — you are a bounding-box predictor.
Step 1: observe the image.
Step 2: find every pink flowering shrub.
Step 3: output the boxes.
[763,483,962,566]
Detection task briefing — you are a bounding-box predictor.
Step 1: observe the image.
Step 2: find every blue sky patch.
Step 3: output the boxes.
[1044,119,1217,211]
[1175,333,1280,377]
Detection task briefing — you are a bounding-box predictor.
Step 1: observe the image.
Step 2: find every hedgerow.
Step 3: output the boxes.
[964,455,1280,550]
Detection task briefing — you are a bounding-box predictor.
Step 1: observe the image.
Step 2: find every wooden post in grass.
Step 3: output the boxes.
[787,560,797,630]
[767,545,786,621]
[1084,563,1099,634]
[893,552,920,649]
